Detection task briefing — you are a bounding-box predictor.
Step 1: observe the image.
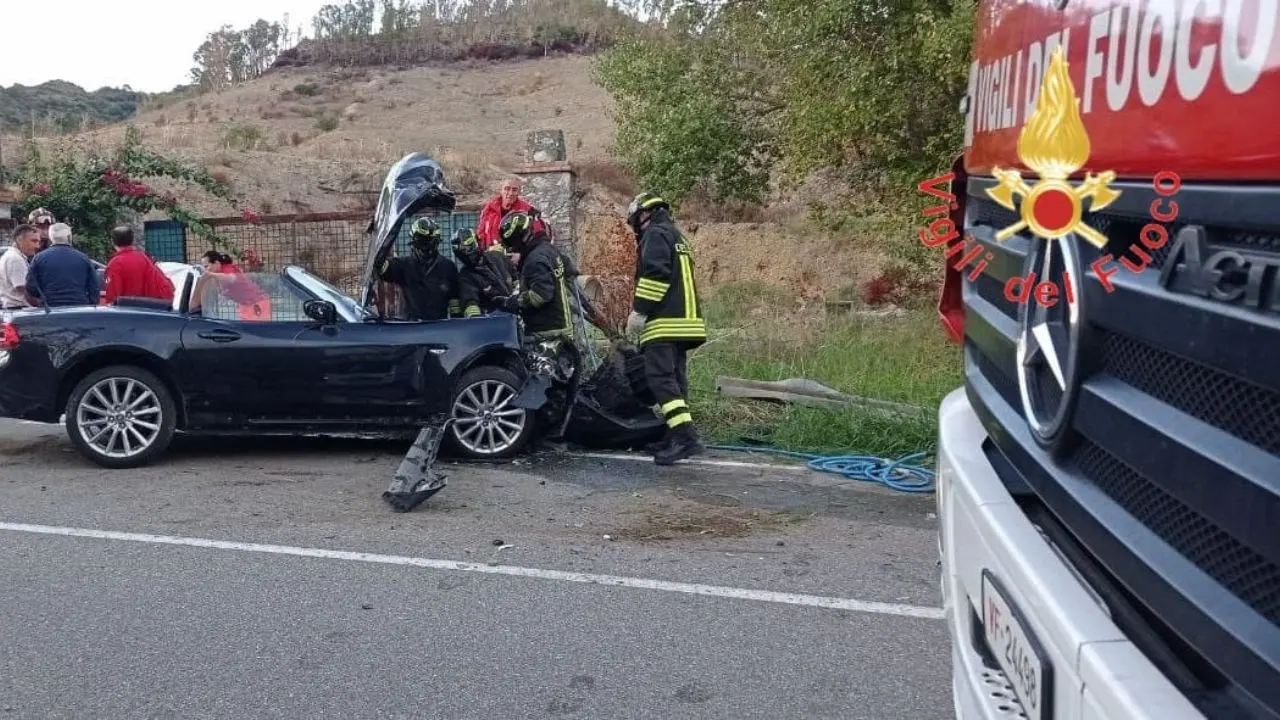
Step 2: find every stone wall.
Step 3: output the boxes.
[515,129,578,261]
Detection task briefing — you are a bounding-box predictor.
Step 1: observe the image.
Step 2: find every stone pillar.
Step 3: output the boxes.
[515,129,578,261]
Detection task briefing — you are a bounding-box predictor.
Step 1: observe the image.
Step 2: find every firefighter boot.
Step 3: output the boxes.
[653,424,705,466]
[645,429,671,454]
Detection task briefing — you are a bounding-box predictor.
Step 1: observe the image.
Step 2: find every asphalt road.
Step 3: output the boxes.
[0,420,952,719]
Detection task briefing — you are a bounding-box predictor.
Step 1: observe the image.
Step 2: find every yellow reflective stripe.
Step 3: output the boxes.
[464,304,480,318]
[560,279,571,331]
[636,278,670,294]
[643,318,706,329]
[640,319,707,344]
[635,279,669,303]
[666,412,693,428]
[660,399,687,414]
[679,255,696,319]
[642,331,707,343]
[634,286,665,302]
[557,258,571,332]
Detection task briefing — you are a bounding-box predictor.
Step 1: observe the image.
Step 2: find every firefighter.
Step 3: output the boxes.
[453,228,516,318]
[625,192,707,465]
[494,211,572,341]
[377,217,460,321]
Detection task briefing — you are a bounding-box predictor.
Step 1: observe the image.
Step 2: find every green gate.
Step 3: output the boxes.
[142,220,188,263]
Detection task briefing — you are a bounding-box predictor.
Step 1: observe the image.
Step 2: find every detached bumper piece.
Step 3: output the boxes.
[563,345,665,451]
[383,416,451,513]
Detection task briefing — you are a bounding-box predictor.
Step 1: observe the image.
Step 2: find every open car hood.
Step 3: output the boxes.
[360,152,457,308]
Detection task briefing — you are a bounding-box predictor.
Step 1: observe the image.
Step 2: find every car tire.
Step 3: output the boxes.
[65,365,177,469]
[445,365,536,461]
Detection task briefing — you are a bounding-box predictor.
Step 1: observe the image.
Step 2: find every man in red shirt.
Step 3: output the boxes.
[475,178,547,251]
[100,226,175,305]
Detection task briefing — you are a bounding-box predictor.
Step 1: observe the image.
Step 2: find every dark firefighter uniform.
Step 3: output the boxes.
[452,228,516,318]
[378,217,460,321]
[495,211,573,340]
[626,192,707,465]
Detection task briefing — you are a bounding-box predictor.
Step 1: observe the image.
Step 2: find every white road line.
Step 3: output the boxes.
[0,521,944,621]
[575,451,807,472]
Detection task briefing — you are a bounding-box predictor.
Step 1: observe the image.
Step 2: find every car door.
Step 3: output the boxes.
[171,270,341,427]
[174,315,323,426]
[290,318,451,422]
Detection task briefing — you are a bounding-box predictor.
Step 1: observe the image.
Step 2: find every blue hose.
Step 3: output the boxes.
[705,444,936,494]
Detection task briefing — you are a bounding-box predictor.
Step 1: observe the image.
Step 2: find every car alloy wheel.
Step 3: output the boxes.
[75,376,164,460]
[450,378,527,456]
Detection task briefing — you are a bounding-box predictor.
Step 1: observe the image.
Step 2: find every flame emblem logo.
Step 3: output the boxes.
[985,47,1120,249]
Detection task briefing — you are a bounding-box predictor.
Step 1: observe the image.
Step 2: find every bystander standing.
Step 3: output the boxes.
[100,226,174,305]
[475,177,546,251]
[0,225,41,309]
[25,223,100,307]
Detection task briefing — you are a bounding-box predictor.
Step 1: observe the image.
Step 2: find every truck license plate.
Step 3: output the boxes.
[981,570,1052,719]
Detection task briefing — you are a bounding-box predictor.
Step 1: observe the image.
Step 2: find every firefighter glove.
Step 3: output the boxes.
[626,311,647,340]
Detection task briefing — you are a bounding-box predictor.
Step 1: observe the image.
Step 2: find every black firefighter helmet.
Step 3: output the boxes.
[410,217,442,258]
[625,192,669,236]
[498,211,535,252]
[452,227,483,267]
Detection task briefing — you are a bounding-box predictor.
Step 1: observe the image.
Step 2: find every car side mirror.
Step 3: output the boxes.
[303,299,338,325]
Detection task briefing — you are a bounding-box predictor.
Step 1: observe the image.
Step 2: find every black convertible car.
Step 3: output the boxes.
[0,154,556,468]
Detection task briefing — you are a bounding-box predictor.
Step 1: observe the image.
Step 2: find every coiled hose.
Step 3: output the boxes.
[705,444,936,494]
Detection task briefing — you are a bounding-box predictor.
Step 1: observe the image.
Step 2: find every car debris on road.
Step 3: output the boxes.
[382,413,452,512]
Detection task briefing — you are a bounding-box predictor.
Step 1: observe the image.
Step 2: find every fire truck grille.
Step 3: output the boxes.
[1072,440,1280,623]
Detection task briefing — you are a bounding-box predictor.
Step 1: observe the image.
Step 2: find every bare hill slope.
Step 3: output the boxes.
[26,55,614,216]
[7,54,883,300]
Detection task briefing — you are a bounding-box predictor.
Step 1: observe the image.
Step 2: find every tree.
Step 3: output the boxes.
[191,26,242,90]
[313,4,345,37]
[596,0,975,205]
[243,20,284,77]
[379,0,419,35]
[596,35,777,205]
[190,20,284,89]
[313,0,377,37]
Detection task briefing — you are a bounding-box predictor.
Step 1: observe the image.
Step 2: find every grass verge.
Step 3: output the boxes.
[684,282,963,460]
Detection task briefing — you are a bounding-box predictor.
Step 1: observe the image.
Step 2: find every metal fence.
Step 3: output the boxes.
[143,207,481,298]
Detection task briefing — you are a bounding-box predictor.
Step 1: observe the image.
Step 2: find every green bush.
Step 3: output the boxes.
[314,114,339,132]
[595,0,976,259]
[222,122,267,150]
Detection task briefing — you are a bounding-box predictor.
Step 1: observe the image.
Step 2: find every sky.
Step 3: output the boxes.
[0,0,337,93]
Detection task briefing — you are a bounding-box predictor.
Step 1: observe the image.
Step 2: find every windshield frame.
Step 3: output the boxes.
[283,265,371,322]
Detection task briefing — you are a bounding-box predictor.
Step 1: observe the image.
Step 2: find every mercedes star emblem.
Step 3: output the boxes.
[1015,234,1084,448]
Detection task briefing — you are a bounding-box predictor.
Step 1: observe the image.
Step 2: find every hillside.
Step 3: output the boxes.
[0,81,142,134]
[3,54,882,301]
[20,55,614,215]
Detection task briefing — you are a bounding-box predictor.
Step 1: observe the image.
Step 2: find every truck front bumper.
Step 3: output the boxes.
[936,388,1204,720]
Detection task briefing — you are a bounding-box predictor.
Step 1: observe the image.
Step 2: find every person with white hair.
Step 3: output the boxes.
[25,222,100,307]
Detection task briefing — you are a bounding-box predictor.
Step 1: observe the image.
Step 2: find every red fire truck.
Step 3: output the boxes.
[935,1,1280,718]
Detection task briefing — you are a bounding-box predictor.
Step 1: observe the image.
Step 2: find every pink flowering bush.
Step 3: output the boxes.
[14,126,245,261]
